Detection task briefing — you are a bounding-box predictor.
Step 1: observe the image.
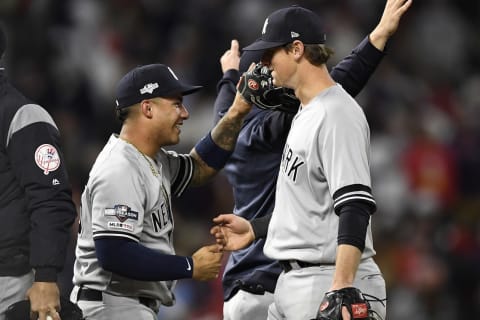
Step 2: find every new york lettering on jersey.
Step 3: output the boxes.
[280,143,305,182]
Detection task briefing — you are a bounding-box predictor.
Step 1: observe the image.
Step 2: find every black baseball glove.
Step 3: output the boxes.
[262,86,300,114]
[237,63,299,114]
[313,287,373,320]
[5,296,84,320]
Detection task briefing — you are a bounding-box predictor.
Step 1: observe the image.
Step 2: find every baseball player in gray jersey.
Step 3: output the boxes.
[70,63,252,319]
[211,1,411,319]
[214,4,405,320]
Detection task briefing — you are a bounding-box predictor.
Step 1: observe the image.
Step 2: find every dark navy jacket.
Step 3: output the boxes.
[0,69,76,281]
[213,37,385,301]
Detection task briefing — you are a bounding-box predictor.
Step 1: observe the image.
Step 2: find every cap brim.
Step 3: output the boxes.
[239,50,265,73]
[243,39,286,51]
[180,85,203,96]
[163,84,203,97]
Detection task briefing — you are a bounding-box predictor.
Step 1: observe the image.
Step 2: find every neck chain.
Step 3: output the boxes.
[139,151,159,177]
[122,138,158,177]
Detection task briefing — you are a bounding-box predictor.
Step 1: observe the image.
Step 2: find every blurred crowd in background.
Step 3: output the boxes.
[1,0,479,319]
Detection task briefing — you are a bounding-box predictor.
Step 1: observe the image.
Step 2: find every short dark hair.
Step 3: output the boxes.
[116,105,135,123]
[284,43,334,66]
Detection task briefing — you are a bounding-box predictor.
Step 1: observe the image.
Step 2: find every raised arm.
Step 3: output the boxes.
[213,39,241,125]
[330,0,412,97]
[190,90,252,186]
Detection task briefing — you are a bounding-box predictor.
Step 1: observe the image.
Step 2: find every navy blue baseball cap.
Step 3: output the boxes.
[115,64,202,109]
[243,5,326,52]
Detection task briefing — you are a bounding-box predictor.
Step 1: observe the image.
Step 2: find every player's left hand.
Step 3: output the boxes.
[237,63,274,107]
[220,39,241,73]
[26,282,61,320]
[313,287,373,320]
[211,214,255,251]
[369,0,413,51]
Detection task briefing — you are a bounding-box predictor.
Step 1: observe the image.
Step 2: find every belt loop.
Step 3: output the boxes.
[290,260,300,270]
[280,260,321,273]
[71,286,80,304]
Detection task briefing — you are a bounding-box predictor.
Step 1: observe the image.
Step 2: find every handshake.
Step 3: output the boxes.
[192,214,254,281]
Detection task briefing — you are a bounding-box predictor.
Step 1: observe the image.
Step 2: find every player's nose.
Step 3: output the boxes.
[180,104,189,119]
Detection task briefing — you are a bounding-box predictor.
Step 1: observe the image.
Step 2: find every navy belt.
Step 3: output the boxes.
[77,287,156,310]
[233,280,271,295]
[279,260,321,273]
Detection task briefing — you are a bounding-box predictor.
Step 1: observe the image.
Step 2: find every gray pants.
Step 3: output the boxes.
[268,258,386,320]
[0,272,34,320]
[70,286,159,320]
[223,289,274,320]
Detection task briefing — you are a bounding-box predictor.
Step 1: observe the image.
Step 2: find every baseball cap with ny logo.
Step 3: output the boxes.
[243,5,326,52]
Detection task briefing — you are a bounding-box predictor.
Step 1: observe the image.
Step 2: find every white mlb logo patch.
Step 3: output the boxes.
[107,221,134,232]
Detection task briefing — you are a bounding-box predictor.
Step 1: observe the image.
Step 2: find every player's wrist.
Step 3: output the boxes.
[229,93,252,116]
[368,29,389,51]
[34,267,58,282]
[247,223,255,243]
[194,132,233,170]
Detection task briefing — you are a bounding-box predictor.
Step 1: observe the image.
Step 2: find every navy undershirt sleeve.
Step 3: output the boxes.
[95,237,193,281]
[337,201,373,252]
[213,69,239,125]
[330,36,385,98]
[250,213,272,240]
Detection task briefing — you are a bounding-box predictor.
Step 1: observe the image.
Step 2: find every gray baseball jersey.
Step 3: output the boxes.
[73,134,193,306]
[264,84,376,263]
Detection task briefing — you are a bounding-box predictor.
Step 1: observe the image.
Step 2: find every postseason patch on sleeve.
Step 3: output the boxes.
[104,205,138,232]
[104,204,139,222]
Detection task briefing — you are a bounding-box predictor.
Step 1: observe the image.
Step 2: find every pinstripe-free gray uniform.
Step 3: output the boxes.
[73,134,193,306]
[264,84,386,319]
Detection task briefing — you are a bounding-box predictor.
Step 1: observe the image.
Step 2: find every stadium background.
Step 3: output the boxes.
[1,0,479,319]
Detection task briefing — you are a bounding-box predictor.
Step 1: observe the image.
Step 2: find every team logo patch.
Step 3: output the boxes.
[107,221,134,232]
[34,144,60,175]
[104,204,139,222]
[247,79,259,91]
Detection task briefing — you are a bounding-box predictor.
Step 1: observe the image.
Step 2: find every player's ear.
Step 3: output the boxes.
[140,100,153,118]
[291,40,304,60]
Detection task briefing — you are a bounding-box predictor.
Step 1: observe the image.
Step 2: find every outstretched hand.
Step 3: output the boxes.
[370,0,413,51]
[210,214,255,251]
[220,39,241,73]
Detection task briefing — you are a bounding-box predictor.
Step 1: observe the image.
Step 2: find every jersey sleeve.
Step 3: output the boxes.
[6,104,76,279]
[90,163,146,242]
[330,36,384,98]
[160,149,194,197]
[319,99,376,213]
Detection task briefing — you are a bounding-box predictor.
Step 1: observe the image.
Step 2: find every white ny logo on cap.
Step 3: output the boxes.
[262,18,269,35]
[168,67,179,80]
